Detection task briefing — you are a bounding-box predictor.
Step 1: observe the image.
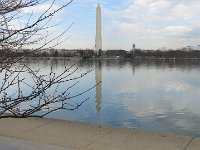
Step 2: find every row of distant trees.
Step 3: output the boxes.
[1,48,200,59]
[0,48,96,58]
[134,50,200,58]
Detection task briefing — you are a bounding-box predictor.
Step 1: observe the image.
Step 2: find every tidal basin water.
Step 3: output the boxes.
[23,58,200,137]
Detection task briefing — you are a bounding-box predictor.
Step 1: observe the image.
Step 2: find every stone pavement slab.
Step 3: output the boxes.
[0,118,54,136]
[19,119,114,149]
[0,118,199,150]
[82,127,192,150]
[0,135,73,150]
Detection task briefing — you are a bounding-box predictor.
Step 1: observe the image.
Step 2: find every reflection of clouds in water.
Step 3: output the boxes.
[149,113,200,136]
[112,94,200,136]
[165,82,190,92]
[113,87,199,118]
[104,65,200,133]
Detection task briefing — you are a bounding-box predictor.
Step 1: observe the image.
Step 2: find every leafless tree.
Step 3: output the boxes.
[0,0,100,118]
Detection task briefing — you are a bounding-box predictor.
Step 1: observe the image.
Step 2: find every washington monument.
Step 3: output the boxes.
[95,4,102,53]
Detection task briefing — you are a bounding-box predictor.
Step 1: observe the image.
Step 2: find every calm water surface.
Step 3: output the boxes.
[21,58,200,137]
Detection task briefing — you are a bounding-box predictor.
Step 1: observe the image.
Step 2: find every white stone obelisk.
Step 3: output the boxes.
[95,4,102,53]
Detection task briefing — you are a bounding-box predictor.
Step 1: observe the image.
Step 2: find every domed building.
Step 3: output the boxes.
[132,43,136,51]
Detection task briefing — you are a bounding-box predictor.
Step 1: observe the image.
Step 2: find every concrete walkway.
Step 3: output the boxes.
[0,135,71,150]
[0,118,199,150]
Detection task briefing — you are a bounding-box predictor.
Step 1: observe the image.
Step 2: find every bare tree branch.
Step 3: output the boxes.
[0,0,100,119]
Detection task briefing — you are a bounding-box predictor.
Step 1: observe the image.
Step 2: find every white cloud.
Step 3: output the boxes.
[104,0,200,49]
[22,4,60,14]
[164,26,192,36]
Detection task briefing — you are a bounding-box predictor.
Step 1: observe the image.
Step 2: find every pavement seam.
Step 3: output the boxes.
[0,119,57,143]
[20,119,57,134]
[183,136,196,150]
[80,128,116,150]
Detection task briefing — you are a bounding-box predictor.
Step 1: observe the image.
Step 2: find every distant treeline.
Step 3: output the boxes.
[0,49,95,58]
[1,48,200,59]
[133,50,200,58]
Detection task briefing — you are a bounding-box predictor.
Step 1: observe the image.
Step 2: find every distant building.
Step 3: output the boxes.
[60,49,79,57]
[184,45,200,51]
[192,45,200,51]
[105,50,126,57]
[132,43,136,51]
[130,43,137,55]
[77,49,95,57]
[49,49,56,55]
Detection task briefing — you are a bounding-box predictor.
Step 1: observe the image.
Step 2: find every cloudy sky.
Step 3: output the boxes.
[24,0,200,50]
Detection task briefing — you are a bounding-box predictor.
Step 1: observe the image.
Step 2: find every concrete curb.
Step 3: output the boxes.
[0,118,199,150]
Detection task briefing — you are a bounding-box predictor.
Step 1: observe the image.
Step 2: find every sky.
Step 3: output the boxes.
[22,0,200,50]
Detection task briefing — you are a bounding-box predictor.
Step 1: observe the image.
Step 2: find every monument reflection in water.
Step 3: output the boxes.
[95,60,102,113]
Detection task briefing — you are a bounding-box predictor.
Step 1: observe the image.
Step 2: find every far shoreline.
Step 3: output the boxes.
[15,56,200,60]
